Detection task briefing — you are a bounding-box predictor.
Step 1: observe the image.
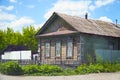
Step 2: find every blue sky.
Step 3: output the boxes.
[0,0,120,31]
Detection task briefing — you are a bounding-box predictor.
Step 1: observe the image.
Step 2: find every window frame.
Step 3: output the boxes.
[45,40,51,58]
[66,37,74,59]
[55,39,61,58]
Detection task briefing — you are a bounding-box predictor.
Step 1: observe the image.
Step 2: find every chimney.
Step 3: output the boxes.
[85,13,88,19]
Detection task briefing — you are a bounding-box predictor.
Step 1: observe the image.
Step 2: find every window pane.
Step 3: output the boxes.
[45,42,50,57]
[55,40,61,57]
[67,38,73,57]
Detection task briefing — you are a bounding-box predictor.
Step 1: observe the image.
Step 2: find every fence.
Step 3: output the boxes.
[0,60,38,65]
[95,49,120,63]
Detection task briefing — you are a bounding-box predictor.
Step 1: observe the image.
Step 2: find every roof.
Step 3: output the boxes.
[1,45,30,53]
[36,12,120,38]
[36,30,78,37]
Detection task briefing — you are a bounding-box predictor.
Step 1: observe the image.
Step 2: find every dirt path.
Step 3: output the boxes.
[0,72,120,80]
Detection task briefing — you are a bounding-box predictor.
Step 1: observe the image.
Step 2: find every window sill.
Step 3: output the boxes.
[45,57,51,59]
[55,57,61,59]
[66,57,73,59]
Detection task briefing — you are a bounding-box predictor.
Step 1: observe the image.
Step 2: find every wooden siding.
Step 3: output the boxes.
[51,39,55,59]
[41,40,45,63]
[40,36,80,65]
[43,17,76,34]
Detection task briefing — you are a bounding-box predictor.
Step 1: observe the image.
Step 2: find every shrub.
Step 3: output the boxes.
[63,68,76,75]
[87,63,104,73]
[0,61,23,75]
[39,64,63,74]
[75,63,120,74]
[102,63,120,72]
[75,64,88,74]
[22,65,40,74]
[0,62,2,72]
[22,64,63,75]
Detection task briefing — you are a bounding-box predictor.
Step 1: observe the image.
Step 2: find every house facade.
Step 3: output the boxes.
[36,12,120,66]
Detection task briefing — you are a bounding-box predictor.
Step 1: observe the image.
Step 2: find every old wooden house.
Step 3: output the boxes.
[36,12,120,66]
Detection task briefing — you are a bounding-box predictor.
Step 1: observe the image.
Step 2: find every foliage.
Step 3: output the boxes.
[0,62,2,72]
[22,64,63,75]
[75,64,88,74]
[0,62,120,76]
[22,26,38,52]
[22,65,40,74]
[0,61,23,75]
[63,68,76,75]
[102,62,120,72]
[0,26,38,53]
[39,64,63,74]
[75,63,120,74]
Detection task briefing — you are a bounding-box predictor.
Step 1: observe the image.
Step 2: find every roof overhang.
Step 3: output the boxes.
[36,30,78,38]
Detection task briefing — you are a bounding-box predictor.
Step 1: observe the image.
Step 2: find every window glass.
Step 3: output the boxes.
[45,41,50,57]
[67,38,73,57]
[55,40,61,57]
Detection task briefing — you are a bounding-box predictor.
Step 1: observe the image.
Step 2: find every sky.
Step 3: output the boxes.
[0,0,120,32]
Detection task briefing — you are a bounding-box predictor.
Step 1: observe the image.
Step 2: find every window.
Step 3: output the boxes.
[67,37,73,58]
[55,40,61,57]
[45,41,50,57]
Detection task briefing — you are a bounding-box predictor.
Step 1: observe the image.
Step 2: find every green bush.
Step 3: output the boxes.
[102,63,120,72]
[22,65,40,74]
[87,63,104,73]
[63,68,76,75]
[22,64,63,75]
[75,63,120,74]
[1,62,120,76]
[0,61,23,75]
[39,64,63,74]
[75,64,88,74]
[0,62,2,72]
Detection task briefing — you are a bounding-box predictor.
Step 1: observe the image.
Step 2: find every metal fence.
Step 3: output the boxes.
[95,49,120,63]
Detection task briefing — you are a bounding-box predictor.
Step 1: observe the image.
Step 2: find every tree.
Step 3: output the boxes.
[22,26,38,52]
[0,26,38,53]
[0,29,5,51]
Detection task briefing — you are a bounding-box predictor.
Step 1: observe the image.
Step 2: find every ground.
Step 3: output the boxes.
[0,72,120,80]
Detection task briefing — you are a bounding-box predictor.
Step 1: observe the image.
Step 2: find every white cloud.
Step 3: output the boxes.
[0,12,35,31]
[89,0,114,11]
[44,0,91,19]
[99,16,113,23]
[9,0,17,3]
[6,6,14,10]
[33,22,44,30]
[26,5,35,9]
[0,12,16,21]
[9,17,34,28]
[0,5,14,11]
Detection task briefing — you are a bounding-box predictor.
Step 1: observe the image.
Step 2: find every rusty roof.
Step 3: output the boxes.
[36,12,120,38]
